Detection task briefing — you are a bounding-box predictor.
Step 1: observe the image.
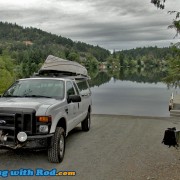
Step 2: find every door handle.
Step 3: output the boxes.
[65,107,68,114]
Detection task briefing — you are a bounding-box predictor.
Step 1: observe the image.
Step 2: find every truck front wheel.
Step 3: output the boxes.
[48,127,65,163]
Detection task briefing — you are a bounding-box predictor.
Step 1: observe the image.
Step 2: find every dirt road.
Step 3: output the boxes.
[0,115,180,180]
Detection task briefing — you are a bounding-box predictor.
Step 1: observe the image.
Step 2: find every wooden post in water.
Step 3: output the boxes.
[170,93,180,117]
[169,93,174,111]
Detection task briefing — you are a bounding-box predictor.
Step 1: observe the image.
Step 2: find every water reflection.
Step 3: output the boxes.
[89,67,168,87]
[90,67,179,117]
[119,67,167,83]
[89,71,111,87]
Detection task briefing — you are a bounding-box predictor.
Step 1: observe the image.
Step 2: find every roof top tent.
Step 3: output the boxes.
[37,55,89,79]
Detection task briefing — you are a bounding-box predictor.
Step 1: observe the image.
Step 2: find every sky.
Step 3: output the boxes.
[0,0,179,51]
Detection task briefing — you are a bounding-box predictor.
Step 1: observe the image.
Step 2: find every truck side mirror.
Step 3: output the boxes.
[67,95,81,103]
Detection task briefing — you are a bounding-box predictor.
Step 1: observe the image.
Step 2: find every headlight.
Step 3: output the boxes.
[39,125,49,133]
[17,132,27,142]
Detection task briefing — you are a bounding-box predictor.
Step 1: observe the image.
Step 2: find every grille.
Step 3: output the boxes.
[0,109,36,145]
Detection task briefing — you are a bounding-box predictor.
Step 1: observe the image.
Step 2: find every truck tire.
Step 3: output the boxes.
[81,111,91,131]
[48,127,65,163]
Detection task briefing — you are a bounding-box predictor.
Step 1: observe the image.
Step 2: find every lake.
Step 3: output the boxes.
[90,68,179,117]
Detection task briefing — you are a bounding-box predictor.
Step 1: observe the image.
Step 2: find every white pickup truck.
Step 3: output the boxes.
[0,55,92,163]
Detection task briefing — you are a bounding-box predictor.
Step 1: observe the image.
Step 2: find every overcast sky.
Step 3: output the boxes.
[0,0,179,51]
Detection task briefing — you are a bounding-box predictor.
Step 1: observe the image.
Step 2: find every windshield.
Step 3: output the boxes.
[3,79,65,99]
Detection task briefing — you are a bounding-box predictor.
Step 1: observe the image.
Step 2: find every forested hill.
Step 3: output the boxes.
[0,21,110,93]
[114,46,176,67]
[0,21,110,63]
[118,47,173,60]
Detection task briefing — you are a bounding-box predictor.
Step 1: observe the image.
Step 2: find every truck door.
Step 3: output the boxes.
[66,81,80,131]
[76,80,91,120]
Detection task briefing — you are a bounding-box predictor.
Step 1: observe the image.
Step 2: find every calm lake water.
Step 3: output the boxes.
[90,69,179,117]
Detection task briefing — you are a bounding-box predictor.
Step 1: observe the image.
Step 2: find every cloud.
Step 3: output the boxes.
[0,0,179,50]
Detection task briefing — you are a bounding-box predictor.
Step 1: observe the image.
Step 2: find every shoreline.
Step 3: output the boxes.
[92,113,179,120]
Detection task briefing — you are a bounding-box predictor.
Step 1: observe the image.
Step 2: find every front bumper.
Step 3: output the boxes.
[0,134,54,150]
[0,108,53,150]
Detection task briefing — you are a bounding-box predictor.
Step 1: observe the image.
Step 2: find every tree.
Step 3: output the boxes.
[151,0,180,87]
[0,54,15,93]
[163,46,180,87]
[67,52,80,63]
[151,0,165,9]
[119,53,124,67]
[151,0,180,37]
[85,55,99,70]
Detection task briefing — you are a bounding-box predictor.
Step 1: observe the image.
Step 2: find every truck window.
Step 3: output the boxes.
[73,81,80,95]
[76,80,90,96]
[3,79,65,99]
[66,81,76,96]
